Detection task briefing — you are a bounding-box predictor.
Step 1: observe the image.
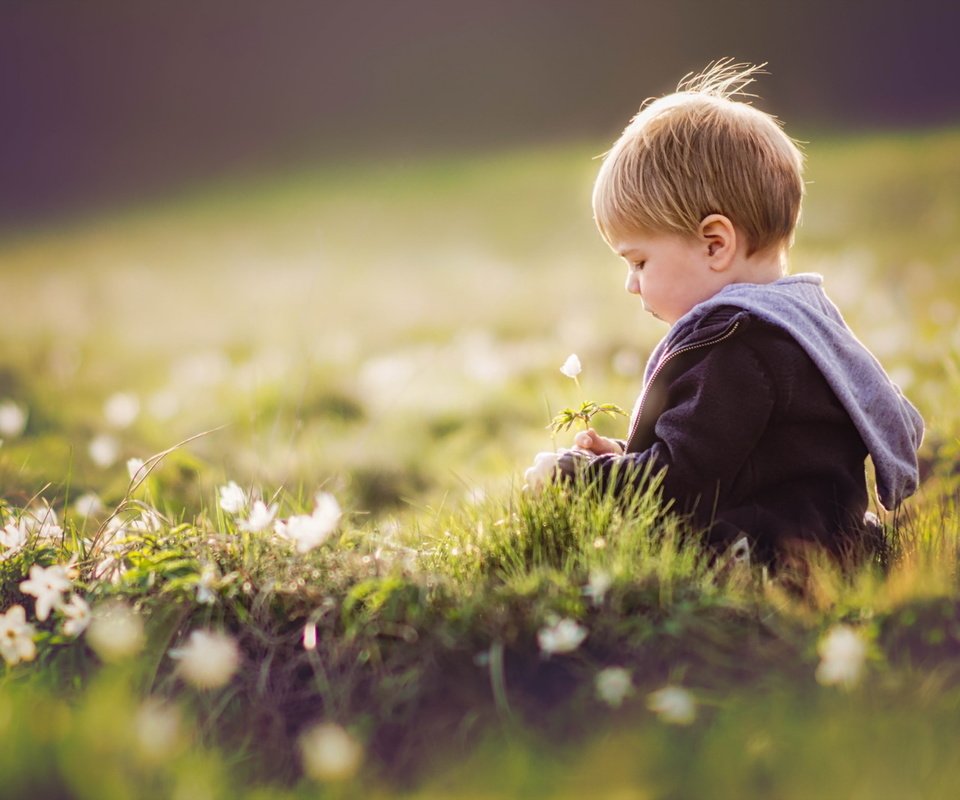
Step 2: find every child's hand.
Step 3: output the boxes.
[523,451,560,492]
[573,428,624,455]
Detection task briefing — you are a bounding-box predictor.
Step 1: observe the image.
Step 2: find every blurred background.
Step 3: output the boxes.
[2,8,960,795]
[1,0,959,520]
[3,0,959,226]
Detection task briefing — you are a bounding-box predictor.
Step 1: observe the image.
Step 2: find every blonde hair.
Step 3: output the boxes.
[593,60,805,256]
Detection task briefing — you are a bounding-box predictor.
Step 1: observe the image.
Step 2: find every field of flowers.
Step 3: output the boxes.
[1,128,960,798]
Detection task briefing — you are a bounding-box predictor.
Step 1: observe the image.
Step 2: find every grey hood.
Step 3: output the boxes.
[646,273,924,510]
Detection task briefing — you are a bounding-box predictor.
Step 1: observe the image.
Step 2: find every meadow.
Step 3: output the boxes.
[1,127,960,798]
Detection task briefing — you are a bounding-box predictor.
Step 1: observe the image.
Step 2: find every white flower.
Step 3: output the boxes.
[61,594,92,637]
[135,699,182,764]
[595,667,633,708]
[238,500,278,533]
[647,686,697,725]
[523,451,559,492]
[196,564,218,605]
[89,433,120,468]
[299,722,363,782]
[88,526,131,584]
[103,508,163,541]
[314,491,343,531]
[92,554,125,585]
[127,457,146,481]
[816,625,867,689]
[559,353,582,379]
[0,605,36,665]
[584,568,612,606]
[169,629,240,689]
[537,617,588,655]
[20,564,71,621]
[0,519,29,560]
[125,507,164,535]
[275,515,327,554]
[86,601,145,661]
[23,503,62,541]
[276,493,342,554]
[104,391,140,429]
[0,400,28,438]
[87,526,129,584]
[73,492,104,517]
[218,481,248,514]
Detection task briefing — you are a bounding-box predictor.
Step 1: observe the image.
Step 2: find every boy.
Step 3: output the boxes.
[554,61,924,565]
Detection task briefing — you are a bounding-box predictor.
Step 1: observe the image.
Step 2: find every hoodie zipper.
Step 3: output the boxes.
[627,320,742,446]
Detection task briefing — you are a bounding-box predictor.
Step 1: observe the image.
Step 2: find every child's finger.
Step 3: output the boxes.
[574,430,594,450]
[575,429,606,452]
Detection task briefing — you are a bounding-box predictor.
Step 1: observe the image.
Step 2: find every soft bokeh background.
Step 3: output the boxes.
[2,1,959,520]
[4,6,960,796]
[4,0,959,224]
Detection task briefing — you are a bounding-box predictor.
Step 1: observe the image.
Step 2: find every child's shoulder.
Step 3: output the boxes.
[676,305,796,352]
[677,305,815,382]
[723,309,810,363]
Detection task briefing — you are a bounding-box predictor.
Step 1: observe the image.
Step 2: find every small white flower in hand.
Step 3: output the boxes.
[560,353,582,379]
[523,451,559,492]
[647,685,697,725]
[238,500,278,533]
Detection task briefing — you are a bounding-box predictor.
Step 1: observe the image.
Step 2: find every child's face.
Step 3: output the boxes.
[614,230,727,325]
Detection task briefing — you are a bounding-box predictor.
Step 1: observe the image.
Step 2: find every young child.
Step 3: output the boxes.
[554,61,924,566]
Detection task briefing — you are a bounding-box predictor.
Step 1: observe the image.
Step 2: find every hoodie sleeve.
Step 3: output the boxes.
[575,334,777,516]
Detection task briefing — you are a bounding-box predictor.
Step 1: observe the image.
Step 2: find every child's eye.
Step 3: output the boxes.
[632,261,645,271]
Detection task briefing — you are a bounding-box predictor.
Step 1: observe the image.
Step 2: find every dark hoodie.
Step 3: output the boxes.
[563,274,924,561]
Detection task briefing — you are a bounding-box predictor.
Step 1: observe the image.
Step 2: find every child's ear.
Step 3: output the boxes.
[699,214,737,271]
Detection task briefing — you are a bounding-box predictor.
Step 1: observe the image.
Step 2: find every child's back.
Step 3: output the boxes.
[554,62,923,565]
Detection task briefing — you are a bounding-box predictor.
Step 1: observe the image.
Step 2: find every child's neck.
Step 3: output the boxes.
[731,245,787,285]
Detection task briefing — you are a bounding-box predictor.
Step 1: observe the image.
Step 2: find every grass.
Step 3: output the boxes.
[1,127,959,797]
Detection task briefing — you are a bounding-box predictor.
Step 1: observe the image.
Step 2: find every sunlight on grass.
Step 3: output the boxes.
[1,129,959,796]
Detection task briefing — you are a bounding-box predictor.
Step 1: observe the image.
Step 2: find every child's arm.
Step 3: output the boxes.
[558,332,777,507]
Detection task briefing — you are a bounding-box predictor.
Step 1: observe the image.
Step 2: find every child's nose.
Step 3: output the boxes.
[625,272,641,295]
